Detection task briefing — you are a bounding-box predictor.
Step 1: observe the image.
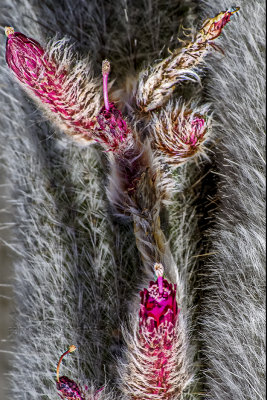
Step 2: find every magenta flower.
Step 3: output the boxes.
[57,376,86,400]
[5,28,130,151]
[93,61,130,152]
[94,103,129,151]
[56,346,86,400]
[5,28,97,140]
[137,264,180,397]
[56,345,104,400]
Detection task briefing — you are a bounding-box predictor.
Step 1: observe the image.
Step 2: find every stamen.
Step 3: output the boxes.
[56,345,77,382]
[5,27,15,37]
[102,59,110,111]
[154,263,164,295]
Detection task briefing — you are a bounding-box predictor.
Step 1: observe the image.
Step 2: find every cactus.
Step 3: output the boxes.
[0,1,265,400]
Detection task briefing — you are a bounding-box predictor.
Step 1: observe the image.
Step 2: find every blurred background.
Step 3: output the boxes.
[0,161,14,399]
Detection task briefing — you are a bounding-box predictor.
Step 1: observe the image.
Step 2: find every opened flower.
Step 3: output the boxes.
[121,263,184,399]
[56,345,86,400]
[139,264,179,393]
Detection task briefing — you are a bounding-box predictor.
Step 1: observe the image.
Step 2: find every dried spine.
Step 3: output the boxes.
[136,8,239,112]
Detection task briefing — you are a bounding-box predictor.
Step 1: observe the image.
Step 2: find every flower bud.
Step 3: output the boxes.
[56,376,85,400]
[5,28,48,87]
[152,105,209,165]
[199,7,240,42]
[5,28,99,141]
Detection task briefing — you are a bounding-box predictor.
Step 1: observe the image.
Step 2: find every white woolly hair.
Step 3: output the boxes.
[0,0,265,400]
[45,37,102,137]
[198,1,266,399]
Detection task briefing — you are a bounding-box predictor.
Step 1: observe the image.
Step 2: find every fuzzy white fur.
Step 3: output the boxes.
[198,1,266,399]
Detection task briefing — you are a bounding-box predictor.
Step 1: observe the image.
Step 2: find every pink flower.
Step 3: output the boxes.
[5,29,72,116]
[139,279,178,342]
[138,264,180,396]
[5,29,130,151]
[91,60,130,151]
[56,346,86,400]
[5,28,95,141]
[56,345,103,400]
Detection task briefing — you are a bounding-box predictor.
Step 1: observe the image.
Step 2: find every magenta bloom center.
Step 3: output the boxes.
[95,103,129,151]
[178,115,206,147]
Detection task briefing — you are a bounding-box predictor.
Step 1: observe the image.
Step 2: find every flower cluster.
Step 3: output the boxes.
[4,8,239,399]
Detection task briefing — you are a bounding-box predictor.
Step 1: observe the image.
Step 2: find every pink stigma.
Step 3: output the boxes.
[154,263,164,295]
[158,276,164,295]
[102,60,110,111]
